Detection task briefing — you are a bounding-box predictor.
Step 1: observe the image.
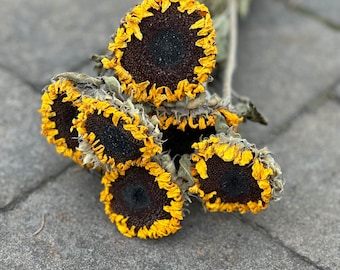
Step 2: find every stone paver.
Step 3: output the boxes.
[1,0,339,269]
[244,100,340,270]
[0,166,315,270]
[234,0,340,144]
[0,0,136,89]
[0,70,70,209]
[283,0,340,27]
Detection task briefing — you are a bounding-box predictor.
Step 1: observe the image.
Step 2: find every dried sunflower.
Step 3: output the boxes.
[158,107,242,131]
[154,97,243,168]
[74,97,162,171]
[159,113,216,168]
[189,133,284,214]
[52,72,123,102]
[39,79,83,166]
[100,161,184,239]
[102,0,217,106]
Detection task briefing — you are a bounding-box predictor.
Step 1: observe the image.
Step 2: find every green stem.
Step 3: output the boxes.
[222,0,238,103]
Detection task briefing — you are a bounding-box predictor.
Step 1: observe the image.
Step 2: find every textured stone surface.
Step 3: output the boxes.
[0,70,71,208]
[1,0,339,269]
[283,0,340,26]
[0,167,315,270]
[243,100,340,270]
[0,0,136,89]
[234,0,340,145]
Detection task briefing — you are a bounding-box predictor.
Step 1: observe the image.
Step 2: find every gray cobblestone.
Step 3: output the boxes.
[0,69,70,208]
[244,100,340,269]
[235,0,340,145]
[0,0,136,88]
[284,0,340,27]
[0,166,316,270]
[1,0,339,269]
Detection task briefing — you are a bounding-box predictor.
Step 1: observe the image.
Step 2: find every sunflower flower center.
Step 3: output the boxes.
[162,125,215,167]
[50,94,79,150]
[221,169,251,198]
[203,155,263,204]
[122,182,151,211]
[121,3,205,90]
[85,112,143,164]
[151,29,185,68]
[109,167,172,230]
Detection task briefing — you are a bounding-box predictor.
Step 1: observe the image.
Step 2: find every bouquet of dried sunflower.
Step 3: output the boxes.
[39,0,284,239]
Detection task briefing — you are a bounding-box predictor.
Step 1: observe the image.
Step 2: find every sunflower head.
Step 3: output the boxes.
[52,72,124,102]
[154,101,243,169]
[74,97,162,171]
[100,161,184,239]
[189,133,285,214]
[160,114,216,168]
[102,0,217,106]
[39,79,84,166]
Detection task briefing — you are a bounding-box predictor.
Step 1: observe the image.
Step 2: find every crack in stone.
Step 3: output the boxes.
[0,63,39,94]
[33,52,109,92]
[264,77,340,145]
[0,162,75,213]
[0,50,106,94]
[233,214,326,270]
[275,0,340,31]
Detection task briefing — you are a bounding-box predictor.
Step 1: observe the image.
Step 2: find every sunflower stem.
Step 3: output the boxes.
[222,0,238,103]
